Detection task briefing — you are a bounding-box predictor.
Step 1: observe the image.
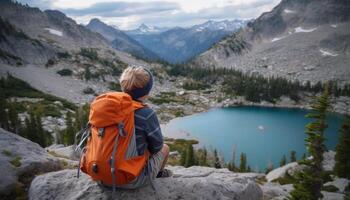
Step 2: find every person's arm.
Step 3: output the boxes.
[145,111,164,154]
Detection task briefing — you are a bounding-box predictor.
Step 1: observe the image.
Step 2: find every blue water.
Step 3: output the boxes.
[162,106,345,171]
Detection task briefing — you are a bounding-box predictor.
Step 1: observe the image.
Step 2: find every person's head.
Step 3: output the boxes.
[119,66,153,101]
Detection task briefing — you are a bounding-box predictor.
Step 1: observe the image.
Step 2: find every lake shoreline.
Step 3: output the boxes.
[161,105,343,170]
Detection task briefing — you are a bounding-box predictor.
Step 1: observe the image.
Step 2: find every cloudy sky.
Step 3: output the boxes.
[18,0,281,30]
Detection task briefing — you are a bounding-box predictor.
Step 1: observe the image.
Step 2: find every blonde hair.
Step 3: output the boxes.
[119,66,150,92]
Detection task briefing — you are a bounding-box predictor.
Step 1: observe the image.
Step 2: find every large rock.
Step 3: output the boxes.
[261,182,293,200]
[322,191,345,200]
[29,166,264,200]
[46,144,79,160]
[0,128,62,195]
[323,151,336,171]
[266,162,299,182]
[324,178,350,193]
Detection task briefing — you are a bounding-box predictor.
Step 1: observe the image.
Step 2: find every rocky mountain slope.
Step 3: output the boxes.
[86,18,159,61]
[127,20,248,63]
[0,0,147,67]
[193,0,350,84]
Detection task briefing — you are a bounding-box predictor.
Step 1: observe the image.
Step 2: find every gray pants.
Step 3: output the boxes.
[117,150,164,189]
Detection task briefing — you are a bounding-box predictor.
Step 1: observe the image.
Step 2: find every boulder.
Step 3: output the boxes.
[0,128,62,196]
[266,162,298,182]
[29,166,264,200]
[261,182,293,200]
[324,178,350,193]
[46,144,79,160]
[323,151,336,171]
[321,191,345,200]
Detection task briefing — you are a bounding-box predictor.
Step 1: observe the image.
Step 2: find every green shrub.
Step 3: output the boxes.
[56,69,73,76]
[108,82,121,91]
[2,149,12,156]
[45,58,55,67]
[322,185,339,192]
[10,156,22,167]
[80,48,98,60]
[183,80,208,90]
[274,171,297,185]
[57,52,71,59]
[83,87,95,95]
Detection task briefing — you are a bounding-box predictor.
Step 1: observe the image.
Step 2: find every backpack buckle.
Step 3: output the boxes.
[98,128,105,137]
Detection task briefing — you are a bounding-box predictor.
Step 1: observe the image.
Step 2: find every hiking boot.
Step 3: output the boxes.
[156,169,173,178]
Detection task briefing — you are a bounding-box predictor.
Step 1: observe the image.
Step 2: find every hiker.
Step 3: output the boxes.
[76,66,172,192]
[118,66,173,184]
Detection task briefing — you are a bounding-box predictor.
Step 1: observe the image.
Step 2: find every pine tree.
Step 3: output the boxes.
[239,152,247,172]
[180,149,186,166]
[198,147,208,166]
[289,85,331,200]
[334,115,350,178]
[302,153,306,160]
[247,165,251,172]
[0,97,10,130]
[230,145,236,171]
[185,144,195,167]
[214,149,221,168]
[35,113,49,147]
[290,150,297,162]
[280,154,287,167]
[7,103,20,134]
[84,66,91,81]
[64,112,75,145]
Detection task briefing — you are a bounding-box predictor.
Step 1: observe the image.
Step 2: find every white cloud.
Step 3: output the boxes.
[17,0,281,29]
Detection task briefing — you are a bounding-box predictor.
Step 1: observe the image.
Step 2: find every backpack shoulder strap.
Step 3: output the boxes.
[132,100,146,111]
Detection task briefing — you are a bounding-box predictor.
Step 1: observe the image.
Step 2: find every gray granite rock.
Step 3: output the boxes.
[0,128,61,195]
[29,166,264,200]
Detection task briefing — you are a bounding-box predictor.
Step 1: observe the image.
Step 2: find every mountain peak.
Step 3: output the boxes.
[88,18,104,26]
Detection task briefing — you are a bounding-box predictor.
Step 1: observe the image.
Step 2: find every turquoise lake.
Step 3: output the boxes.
[162,106,345,171]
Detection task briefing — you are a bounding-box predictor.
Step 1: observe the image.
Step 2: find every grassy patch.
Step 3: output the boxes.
[108,82,121,91]
[0,74,76,110]
[165,138,198,165]
[149,92,187,105]
[183,79,208,90]
[273,171,297,185]
[10,156,22,167]
[2,149,12,156]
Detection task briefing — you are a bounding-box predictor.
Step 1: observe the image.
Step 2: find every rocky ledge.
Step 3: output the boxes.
[29,166,263,200]
[0,128,76,198]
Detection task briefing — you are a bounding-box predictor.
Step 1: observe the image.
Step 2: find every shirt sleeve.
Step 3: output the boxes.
[144,111,164,154]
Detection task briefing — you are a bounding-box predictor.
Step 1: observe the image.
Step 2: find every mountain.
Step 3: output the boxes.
[191,19,249,32]
[86,19,159,61]
[126,23,170,35]
[0,0,148,67]
[126,20,248,63]
[193,0,350,84]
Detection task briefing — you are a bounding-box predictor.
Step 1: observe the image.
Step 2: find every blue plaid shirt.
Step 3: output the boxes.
[134,107,164,155]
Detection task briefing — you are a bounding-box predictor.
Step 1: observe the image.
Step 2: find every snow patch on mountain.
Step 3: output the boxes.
[284,9,295,14]
[44,28,63,36]
[320,49,338,57]
[271,36,286,42]
[294,27,318,33]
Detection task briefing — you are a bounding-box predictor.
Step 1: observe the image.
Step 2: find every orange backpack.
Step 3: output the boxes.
[75,92,149,190]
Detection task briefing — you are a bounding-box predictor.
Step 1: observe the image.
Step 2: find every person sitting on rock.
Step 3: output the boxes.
[118,66,172,188]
